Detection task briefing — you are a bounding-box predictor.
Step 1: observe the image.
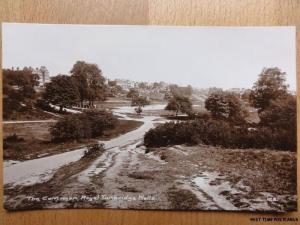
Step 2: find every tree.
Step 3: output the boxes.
[169,84,193,98]
[138,82,148,89]
[134,106,143,115]
[259,94,296,130]
[205,90,247,123]
[107,80,124,97]
[38,66,49,85]
[108,80,117,87]
[249,68,288,112]
[3,68,40,118]
[131,96,150,107]
[127,88,139,98]
[44,75,79,112]
[70,61,106,107]
[165,95,193,116]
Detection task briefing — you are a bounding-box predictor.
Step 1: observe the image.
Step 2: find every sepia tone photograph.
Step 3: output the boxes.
[2,23,297,212]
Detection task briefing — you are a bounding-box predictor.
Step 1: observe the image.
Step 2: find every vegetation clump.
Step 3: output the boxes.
[145,67,296,151]
[82,143,105,158]
[50,110,117,142]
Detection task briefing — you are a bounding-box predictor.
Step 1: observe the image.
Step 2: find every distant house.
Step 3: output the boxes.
[115,79,136,91]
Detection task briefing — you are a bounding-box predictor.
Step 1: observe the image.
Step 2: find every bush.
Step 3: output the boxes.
[84,110,118,137]
[50,114,92,142]
[82,143,105,158]
[35,99,57,113]
[50,110,117,142]
[3,134,24,149]
[144,119,296,151]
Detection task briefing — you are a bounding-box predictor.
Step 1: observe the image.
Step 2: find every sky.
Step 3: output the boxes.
[2,23,296,90]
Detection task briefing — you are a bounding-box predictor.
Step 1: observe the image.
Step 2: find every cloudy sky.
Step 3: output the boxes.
[2,23,296,90]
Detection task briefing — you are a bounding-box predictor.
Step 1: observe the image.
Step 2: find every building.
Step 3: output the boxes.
[115,79,136,91]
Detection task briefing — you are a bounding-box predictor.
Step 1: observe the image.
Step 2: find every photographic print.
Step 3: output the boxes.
[2,23,297,212]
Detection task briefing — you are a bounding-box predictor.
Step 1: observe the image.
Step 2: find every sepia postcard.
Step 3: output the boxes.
[2,23,297,212]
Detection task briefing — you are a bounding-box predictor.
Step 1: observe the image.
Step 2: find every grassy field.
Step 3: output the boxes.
[3,119,143,161]
[4,108,61,121]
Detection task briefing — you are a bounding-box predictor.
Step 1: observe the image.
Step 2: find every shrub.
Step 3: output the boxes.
[35,99,57,113]
[82,143,105,158]
[3,134,24,149]
[50,110,117,142]
[144,119,296,151]
[50,114,92,142]
[84,110,117,137]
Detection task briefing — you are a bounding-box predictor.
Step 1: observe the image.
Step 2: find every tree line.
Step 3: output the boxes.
[3,61,110,119]
[145,67,297,151]
[44,61,106,111]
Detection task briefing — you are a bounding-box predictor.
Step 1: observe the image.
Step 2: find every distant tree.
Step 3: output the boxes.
[108,80,117,86]
[152,82,161,89]
[138,82,148,89]
[165,84,193,100]
[70,61,106,107]
[131,96,150,107]
[241,89,251,102]
[205,91,248,123]
[165,95,193,116]
[106,80,124,97]
[127,88,139,98]
[44,75,79,112]
[249,68,288,112]
[134,106,143,115]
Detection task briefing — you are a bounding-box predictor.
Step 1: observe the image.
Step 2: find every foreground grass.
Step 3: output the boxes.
[3,119,143,161]
[148,145,297,211]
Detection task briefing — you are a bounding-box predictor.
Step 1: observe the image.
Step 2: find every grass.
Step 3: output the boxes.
[128,171,155,180]
[4,107,59,121]
[3,119,143,161]
[167,187,200,210]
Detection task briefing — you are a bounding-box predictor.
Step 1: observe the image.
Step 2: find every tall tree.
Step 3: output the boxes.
[249,68,288,112]
[44,75,79,112]
[70,61,106,107]
[3,67,40,118]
